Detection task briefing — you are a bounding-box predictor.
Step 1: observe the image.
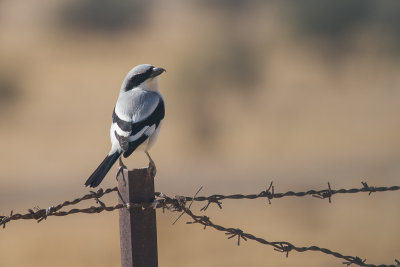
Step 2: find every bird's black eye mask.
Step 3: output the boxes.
[124,67,154,91]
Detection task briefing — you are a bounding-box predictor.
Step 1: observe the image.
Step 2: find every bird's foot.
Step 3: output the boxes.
[116,156,127,186]
[145,151,157,178]
[147,160,157,178]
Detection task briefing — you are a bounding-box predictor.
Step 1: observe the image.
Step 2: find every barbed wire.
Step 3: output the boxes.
[1,182,399,267]
[157,181,400,210]
[1,181,399,228]
[166,199,399,267]
[0,187,118,227]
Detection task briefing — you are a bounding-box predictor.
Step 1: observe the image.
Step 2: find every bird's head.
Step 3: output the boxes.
[121,64,166,92]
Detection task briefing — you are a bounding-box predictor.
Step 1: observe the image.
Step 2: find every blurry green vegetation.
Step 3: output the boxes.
[58,0,153,33]
[56,0,400,45]
[289,0,373,37]
[181,42,260,94]
[289,0,400,43]
[373,1,400,40]
[0,72,20,111]
[197,0,256,12]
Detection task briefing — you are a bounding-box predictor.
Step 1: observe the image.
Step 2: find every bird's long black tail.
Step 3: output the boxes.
[85,152,121,188]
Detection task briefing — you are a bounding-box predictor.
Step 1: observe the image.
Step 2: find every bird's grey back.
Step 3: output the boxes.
[115,89,162,122]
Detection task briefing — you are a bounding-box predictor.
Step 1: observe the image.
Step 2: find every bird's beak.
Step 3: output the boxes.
[151,67,166,78]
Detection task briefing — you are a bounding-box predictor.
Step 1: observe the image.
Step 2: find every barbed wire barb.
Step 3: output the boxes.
[200,195,222,211]
[264,181,274,204]
[361,181,376,195]
[312,182,333,202]
[273,242,292,257]
[343,257,366,266]
[225,229,247,246]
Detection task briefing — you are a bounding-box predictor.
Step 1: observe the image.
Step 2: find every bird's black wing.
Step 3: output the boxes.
[112,99,165,158]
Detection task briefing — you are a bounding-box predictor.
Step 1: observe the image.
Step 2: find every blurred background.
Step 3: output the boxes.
[1,0,399,266]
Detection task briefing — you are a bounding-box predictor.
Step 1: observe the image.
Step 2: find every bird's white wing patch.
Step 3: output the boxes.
[129,126,149,142]
[144,124,156,136]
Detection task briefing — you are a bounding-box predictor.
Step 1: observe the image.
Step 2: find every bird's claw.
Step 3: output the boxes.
[145,151,157,178]
[147,159,157,178]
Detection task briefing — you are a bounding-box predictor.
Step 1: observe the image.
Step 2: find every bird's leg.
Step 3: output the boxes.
[114,131,130,185]
[116,156,127,186]
[118,156,127,169]
[145,151,157,177]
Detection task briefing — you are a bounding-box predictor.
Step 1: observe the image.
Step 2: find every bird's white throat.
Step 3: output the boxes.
[141,77,159,92]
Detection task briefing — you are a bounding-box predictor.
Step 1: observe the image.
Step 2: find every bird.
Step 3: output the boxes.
[85,64,166,188]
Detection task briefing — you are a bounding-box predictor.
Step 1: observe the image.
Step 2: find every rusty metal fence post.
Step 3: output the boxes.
[117,168,158,267]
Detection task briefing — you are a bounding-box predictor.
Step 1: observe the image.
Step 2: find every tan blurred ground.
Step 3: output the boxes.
[0,1,399,266]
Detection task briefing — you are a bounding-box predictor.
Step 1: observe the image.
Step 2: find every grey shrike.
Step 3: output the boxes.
[85,64,166,188]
